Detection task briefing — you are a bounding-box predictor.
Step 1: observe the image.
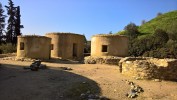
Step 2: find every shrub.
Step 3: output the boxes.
[0,43,17,54]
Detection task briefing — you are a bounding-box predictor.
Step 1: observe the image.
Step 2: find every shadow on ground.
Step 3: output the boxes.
[0,64,102,100]
[43,58,83,64]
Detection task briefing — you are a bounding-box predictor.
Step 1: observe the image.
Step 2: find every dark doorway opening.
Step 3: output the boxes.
[73,43,77,57]
[51,44,54,50]
[20,42,24,50]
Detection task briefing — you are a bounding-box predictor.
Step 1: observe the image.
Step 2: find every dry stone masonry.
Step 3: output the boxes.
[84,56,177,81]
[84,56,122,65]
[120,57,177,81]
[0,56,36,62]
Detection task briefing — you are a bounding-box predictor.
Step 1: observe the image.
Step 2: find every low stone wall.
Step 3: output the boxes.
[0,56,36,62]
[84,56,122,65]
[120,57,177,80]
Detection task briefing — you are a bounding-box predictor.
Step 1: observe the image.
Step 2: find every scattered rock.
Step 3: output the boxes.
[154,79,161,82]
[82,81,87,84]
[125,80,134,85]
[124,80,144,98]
[126,89,137,98]
[30,64,39,71]
[39,64,47,69]
[80,93,87,99]
[59,67,72,70]
[23,60,47,71]
[135,77,142,80]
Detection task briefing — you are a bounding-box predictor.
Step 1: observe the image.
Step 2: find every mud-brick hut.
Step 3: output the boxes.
[45,32,85,60]
[17,35,51,59]
[91,34,129,57]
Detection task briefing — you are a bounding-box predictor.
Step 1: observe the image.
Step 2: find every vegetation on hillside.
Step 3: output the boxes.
[118,10,177,58]
[138,10,177,36]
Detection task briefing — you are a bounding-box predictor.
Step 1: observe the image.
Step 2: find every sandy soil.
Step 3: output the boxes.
[0,58,177,100]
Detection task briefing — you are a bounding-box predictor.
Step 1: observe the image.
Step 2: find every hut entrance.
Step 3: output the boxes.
[20,42,24,50]
[73,43,77,57]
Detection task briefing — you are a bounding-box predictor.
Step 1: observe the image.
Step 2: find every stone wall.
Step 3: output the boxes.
[84,56,122,65]
[120,57,177,80]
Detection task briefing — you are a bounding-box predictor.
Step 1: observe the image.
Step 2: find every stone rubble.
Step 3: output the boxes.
[0,56,36,62]
[124,80,144,98]
[24,60,47,71]
[59,67,73,71]
[84,56,122,65]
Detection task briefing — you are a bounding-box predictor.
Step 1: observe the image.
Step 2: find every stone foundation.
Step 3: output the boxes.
[0,56,36,62]
[84,56,122,65]
[120,57,177,80]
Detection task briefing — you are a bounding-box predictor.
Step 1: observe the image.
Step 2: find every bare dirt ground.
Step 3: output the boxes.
[0,56,177,100]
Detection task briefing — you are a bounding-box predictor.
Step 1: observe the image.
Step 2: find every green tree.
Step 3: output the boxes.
[167,21,177,41]
[124,22,139,39]
[141,20,146,25]
[14,6,23,44]
[152,29,169,49]
[157,12,163,17]
[109,31,112,34]
[0,2,6,44]
[129,37,149,56]
[5,0,23,44]
[5,0,16,43]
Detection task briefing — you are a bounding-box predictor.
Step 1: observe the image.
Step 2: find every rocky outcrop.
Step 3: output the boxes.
[120,57,177,80]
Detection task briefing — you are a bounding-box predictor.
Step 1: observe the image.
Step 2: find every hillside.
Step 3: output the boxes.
[138,10,177,35]
[117,10,177,58]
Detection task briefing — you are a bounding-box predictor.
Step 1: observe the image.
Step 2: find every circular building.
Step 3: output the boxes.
[45,32,85,60]
[17,35,51,59]
[91,34,129,57]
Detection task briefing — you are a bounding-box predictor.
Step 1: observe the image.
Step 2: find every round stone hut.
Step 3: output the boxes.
[17,35,51,59]
[45,32,85,60]
[91,34,129,57]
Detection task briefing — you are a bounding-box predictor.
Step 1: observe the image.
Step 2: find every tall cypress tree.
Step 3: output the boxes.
[14,6,23,44]
[5,0,23,44]
[5,0,16,43]
[0,2,6,44]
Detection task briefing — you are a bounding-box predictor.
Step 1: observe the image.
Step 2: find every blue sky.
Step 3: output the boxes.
[1,0,177,40]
